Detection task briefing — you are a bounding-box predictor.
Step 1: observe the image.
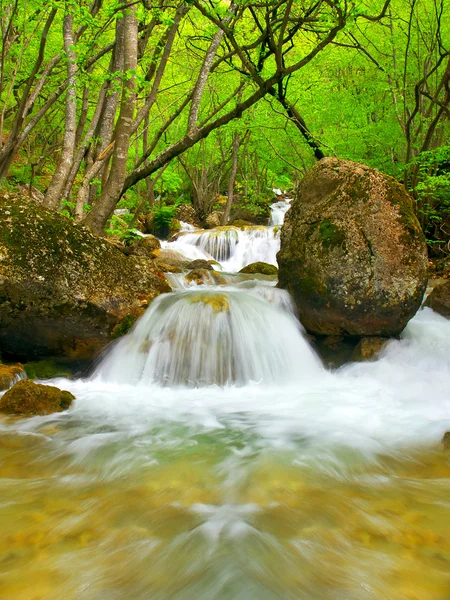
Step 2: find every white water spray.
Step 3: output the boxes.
[95,289,320,387]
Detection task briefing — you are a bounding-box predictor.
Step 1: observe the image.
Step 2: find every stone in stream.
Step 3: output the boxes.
[0,196,170,362]
[0,363,24,391]
[239,262,278,276]
[352,337,388,361]
[0,379,74,415]
[278,158,428,336]
[424,280,450,318]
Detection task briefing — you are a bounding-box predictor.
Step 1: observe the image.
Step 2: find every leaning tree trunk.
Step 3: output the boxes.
[43,13,77,210]
[83,3,138,234]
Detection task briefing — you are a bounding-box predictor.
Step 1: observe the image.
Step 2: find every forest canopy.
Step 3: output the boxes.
[0,0,448,253]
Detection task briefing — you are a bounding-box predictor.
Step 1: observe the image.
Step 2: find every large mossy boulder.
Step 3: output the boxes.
[424,280,450,317]
[0,197,171,361]
[0,379,74,415]
[278,158,428,336]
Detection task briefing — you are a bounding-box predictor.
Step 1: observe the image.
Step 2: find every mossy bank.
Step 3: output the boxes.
[0,196,170,361]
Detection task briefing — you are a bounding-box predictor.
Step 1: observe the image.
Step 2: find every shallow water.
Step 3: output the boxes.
[1,308,450,599]
[2,198,449,599]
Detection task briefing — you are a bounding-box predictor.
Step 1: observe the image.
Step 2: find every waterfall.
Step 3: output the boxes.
[94,289,321,387]
[269,197,292,226]
[173,226,281,272]
[162,196,291,272]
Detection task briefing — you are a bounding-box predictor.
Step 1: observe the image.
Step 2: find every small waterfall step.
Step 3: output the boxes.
[94,289,321,387]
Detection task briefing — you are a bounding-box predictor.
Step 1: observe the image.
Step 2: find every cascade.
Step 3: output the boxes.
[171,226,281,271]
[94,289,321,387]
[269,196,292,225]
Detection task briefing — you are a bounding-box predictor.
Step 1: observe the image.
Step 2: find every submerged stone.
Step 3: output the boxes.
[0,379,74,415]
[188,293,230,312]
[278,158,428,336]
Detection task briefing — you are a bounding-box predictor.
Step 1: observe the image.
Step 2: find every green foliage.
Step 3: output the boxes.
[409,146,450,256]
[59,199,75,220]
[105,212,140,244]
[153,203,177,238]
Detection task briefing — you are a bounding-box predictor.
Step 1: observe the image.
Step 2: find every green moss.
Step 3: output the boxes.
[319,219,345,249]
[111,315,136,339]
[298,276,327,296]
[239,262,278,275]
[24,360,72,380]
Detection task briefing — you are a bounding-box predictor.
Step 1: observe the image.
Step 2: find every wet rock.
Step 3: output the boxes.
[156,262,183,273]
[230,219,253,227]
[424,280,450,318]
[442,432,450,451]
[0,379,74,415]
[352,337,388,361]
[239,262,278,276]
[175,204,201,228]
[205,211,223,229]
[185,259,214,270]
[278,158,428,336]
[185,269,211,286]
[185,269,225,286]
[0,196,170,361]
[23,360,73,380]
[153,248,190,270]
[126,235,161,258]
[0,363,24,391]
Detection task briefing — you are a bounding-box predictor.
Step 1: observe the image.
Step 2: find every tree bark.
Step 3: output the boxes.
[83,3,138,233]
[44,12,77,209]
[221,131,240,225]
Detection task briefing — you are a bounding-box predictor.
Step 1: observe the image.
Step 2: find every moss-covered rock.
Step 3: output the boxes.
[0,363,24,391]
[23,360,72,380]
[424,280,450,318]
[352,337,388,361]
[126,234,161,258]
[0,196,171,361]
[278,158,428,336]
[0,379,74,415]
[239,262,278,276]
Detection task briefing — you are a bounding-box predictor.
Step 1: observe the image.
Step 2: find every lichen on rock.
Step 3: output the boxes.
[0,196,171,361]
[0,379,74,415]
[278,158,428,336]
[239,262,278,276]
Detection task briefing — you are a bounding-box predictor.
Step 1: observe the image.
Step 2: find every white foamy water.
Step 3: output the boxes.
[269,197,291,226]
[161,196,291,272]
[172,226,281,272]
[94,288,320,387]
[17,307,449,461]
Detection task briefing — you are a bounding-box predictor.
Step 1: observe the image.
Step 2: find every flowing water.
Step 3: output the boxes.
[1,199,450,600]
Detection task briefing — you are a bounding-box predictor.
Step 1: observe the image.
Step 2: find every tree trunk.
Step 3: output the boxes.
[221,132,240,225]
[43,13,77,209]
[83,2,138,234]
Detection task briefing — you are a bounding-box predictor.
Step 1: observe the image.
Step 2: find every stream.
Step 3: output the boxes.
[1,198,450,599]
